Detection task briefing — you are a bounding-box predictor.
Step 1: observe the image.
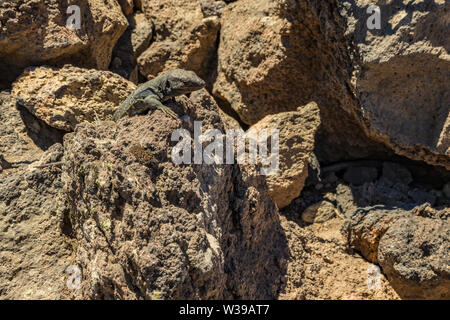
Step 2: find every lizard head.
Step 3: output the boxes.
[163,69,206,97]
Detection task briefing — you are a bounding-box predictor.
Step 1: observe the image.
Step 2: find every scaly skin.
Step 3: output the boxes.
[113,69,205,121]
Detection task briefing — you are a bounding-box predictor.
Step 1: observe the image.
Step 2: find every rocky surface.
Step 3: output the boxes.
[343,205,450,299]
[251,102,321,208]
[138,0,220,80]
[212,0,385,162]
[0,145,74,299]
[12,65,136,132]
[190,89,242,130]
[0,0,128,88]
[339,0,450,169]
[61,96,288,299]
[281,158,449,300]
[0,0,448,301]
[0,91,43,165]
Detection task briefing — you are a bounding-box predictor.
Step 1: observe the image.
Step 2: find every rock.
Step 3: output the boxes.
[301,200,337,224]
[212,0,382,161]
[381,162,413,185]
[0,0,128,88]
[0,91,43,165]
[0,145,73,299]
[110,13,153,82]
[11,65,136,132]
[190,88,242,130]
[335,183,358,215]
[379,215,450,300]
[118,0,134,16]
[343,206,450,299]
[201,0,227,17]
[251,102,321,208]
[138,0,220,80]
[340,1,450,169]
[343,166,378,186]
[342,207,411,263]
[61,95,288,299]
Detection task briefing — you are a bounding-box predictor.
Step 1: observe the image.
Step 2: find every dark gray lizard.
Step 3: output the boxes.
[113,69,205,121]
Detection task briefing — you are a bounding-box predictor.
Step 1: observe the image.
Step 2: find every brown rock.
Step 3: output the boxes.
[251,102,321,208]
[342,205,450,299]
[378,214,450,300]
[62,95,288,299]
[117,0,134,16]
[0,144,74,299]
[190,88,242,130]
[11,65,136,132]
[212,0,387,161]
[301,200,337,224]
[340,1,450,169]
[138,0,220,80]
[0,0,128,88]
[0,91,43,165]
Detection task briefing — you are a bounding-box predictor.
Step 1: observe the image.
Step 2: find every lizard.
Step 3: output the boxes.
[113,68,206,121]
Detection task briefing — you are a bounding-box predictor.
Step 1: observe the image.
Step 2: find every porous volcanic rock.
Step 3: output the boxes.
[0,91,43,165]
[0,144,74,299]
[343,205,450,299]
[12,65,136,132]
[137,0,220,80]
[212,0,385,161]
[339,0,450,169]
[190,88,242,130]
[62,95,288,299]
[251,102,321,208]
[0,0,128,88]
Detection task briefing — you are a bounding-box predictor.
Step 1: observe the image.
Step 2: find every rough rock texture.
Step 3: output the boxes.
[110,13,153,83]
[190,88,242,130]
[0,0,128,88]
[201,0,227,18]
[138,0,221,80]
[62,96,288,299]
[280,200,399,300]
[0,144,74,299]
[212,0,384,161]
[280,156,450,300]
[118,0,134,16]
[339,0,450,169]
[12,65,136,132]
[343,205,450,299]
[251,102,321,208]
[0,90,65,173]
[0,91,43,165]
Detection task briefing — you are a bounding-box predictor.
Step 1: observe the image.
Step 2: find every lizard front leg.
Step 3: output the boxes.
[143,95,178,120]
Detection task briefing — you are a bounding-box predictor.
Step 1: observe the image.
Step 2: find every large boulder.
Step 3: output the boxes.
[0,0,128,88]
[12,65,136,132]
[212,0,385,161]
[251,102,321,208]
[137,0,221,80]
[339,0,450,169]
[62,95,288,299]
[343,205,450,299]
